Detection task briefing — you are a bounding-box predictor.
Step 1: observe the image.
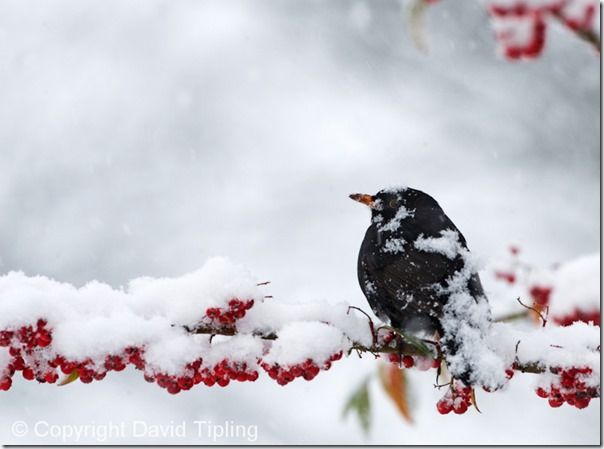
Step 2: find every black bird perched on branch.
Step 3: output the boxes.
[350,187,495,386]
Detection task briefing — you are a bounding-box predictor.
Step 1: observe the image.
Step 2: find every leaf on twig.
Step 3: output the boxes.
[342,376,372,435]
[379,363,413,424]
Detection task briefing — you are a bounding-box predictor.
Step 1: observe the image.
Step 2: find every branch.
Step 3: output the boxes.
[185,324,549,374]
[551,11,601,53]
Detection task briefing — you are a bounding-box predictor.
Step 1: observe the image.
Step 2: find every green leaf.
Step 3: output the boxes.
[342,376,372,435]
[378,324,432,356]
[58,370,80,386]
[398,331,432,356]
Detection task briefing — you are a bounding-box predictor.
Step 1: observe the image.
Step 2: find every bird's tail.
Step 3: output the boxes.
[439,289,505,388]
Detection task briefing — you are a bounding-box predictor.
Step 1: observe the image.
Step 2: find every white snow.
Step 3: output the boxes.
[549,253,599,317]
[382,237,406,254]
[377,206,414,232]
[261,321,348,366]
[488,321,600,374]
[0,260,375,375]
[0,257,264,372]
[0,0,599,444]
[414,229,463,260]
[441,291,506,388]
[237,301,374,348]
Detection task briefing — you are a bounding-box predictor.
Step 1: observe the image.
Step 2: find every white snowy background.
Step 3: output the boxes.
[0,0,599,445]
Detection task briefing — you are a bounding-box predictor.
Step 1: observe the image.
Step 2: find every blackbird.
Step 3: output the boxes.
[350,186,492,385]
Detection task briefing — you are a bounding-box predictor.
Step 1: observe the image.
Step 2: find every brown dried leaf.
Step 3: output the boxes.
[379,363,413,424]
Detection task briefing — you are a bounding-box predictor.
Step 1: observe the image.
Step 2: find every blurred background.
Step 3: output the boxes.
[0,0,599,444]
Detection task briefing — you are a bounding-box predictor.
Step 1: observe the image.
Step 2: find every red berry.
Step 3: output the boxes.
[11,357,25,371]
[402,355,415,369]
[22,368,35,380]
[178,377,193,390]
[44,371,58,384]
[0,331,13,346]
[388,354,401,364]
[495,271,516,284]
[80,375,93,384]
[0,377,12,391]
[436,400,452,415]
[453,400,468,415]
[536,387,548,398]
[330,351,343,361]
[574,397,591,409]
[529,286,552,307]
[548,397,563,408]
[61,362,76,375]
[167,383,181,395]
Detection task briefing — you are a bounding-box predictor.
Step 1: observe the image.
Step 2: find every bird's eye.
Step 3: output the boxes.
[389,199,399,208]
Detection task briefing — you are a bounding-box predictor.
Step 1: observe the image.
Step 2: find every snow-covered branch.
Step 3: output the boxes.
[0,257,599,413]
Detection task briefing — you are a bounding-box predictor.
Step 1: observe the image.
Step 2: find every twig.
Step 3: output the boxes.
[551,11,601,53]
[184,324,550,374]
[516,297,548,327]
[347,306,377,344]
[494,310,530,323]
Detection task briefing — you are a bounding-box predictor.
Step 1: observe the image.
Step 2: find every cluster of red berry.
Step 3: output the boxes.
[387,353,440,371]
[436,382,473,415]
[145,358,259,394]
[493,246,600,328]
[260,351,343,386]
[0,319,57,390]
[494,270,516,284]
[529,286,552,307]
[488,0,596,60]
[0,296,263,394]
[0,319,52,350]
[554,309,600,327]
[535,367,599,409]
[378,330,440,371]
[205,298,254,326]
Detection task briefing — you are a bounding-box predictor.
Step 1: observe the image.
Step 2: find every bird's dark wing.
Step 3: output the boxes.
[368,247,462,331]
[357,211,484,332]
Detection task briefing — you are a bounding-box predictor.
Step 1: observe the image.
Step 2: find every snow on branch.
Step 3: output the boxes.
[0,257,599,412]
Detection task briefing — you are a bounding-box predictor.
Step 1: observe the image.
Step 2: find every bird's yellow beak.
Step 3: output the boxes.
[349,193,375,208]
